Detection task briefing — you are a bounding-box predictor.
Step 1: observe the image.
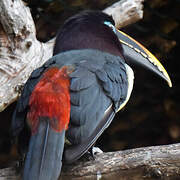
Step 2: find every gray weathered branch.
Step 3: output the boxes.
[0,0,144,111]
[1,143,180,180]
[104,0,143,28]
[0,0,54,111]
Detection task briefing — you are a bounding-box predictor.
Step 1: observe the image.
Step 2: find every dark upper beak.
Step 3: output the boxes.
[116,30,172,87]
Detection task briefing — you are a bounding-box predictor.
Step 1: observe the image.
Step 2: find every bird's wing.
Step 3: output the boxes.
[64,58,128,163]
[11,49,129,163]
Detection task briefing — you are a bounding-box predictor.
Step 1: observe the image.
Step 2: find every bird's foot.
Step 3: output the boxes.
[84,146,103,161]
[15,153,26,173]
[92,146,103,155]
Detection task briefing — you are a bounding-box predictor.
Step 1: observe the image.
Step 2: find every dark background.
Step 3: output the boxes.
[0,0,179,168]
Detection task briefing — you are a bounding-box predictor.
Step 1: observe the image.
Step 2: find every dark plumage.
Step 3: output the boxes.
[53,10,123,57]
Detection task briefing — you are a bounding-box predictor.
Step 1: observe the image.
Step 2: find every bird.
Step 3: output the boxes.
[11,10,172,180]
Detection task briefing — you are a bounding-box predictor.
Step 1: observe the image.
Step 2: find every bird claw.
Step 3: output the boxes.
[92,146,103,155]
[15,153,26,173]
[84,146,103,161]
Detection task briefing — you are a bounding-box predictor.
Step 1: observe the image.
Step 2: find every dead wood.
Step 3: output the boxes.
[1,143,180,180]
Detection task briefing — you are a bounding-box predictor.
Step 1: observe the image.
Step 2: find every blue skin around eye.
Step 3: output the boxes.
[104,21,116,34]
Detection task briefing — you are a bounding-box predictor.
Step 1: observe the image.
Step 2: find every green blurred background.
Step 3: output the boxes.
[0,0,179,168]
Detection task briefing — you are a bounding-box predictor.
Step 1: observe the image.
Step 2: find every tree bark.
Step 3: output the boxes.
[0,0,54,111]
[0,0,144,112]
[61,143,180,180]
[104,0,143,28]
[1,143,180,180]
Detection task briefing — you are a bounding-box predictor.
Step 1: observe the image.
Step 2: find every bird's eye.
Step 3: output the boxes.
[104,21,116,34]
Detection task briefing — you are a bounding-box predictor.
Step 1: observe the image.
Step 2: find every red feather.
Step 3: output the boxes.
[27,66,71,134]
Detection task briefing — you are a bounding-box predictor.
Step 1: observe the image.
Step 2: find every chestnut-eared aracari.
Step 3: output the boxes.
[11,10,172,180]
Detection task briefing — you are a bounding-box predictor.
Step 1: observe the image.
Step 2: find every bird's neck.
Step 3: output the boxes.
[53,27,124,58]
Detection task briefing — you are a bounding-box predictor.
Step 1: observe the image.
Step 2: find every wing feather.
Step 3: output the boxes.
[11,49,129,164]
[64,58,128,163]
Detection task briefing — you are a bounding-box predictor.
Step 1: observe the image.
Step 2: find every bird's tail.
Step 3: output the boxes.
[23,66,71,180]
[23,119,65,180]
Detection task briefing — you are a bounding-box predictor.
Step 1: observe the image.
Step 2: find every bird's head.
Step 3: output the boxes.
[53,10,124,57]
[53,10,172,87]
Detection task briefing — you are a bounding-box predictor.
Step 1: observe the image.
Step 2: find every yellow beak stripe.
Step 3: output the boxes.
[118,30,172,87]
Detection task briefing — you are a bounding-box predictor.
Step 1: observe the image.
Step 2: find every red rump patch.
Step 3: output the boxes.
[27,66,72,134]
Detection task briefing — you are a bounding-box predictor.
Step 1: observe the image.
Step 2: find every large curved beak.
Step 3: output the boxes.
[116,30,172,87]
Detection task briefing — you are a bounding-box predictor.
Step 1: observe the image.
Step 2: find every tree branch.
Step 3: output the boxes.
[60,143,180,180]
[1,143,180,180]
[0,0,53,111]
[103,0,144,28]
[0,0,144,112]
